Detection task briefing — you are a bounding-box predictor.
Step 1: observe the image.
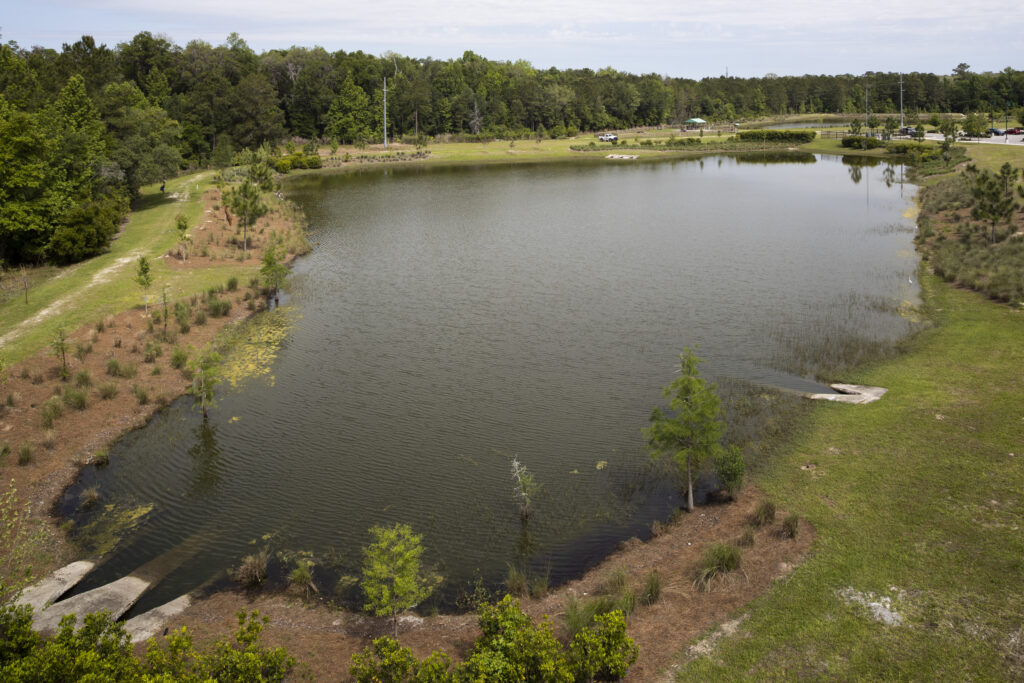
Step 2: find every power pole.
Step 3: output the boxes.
[899,73,904,129]
[383,75,388,149]
[865,84,869,135]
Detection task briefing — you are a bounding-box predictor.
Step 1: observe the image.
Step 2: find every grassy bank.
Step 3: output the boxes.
[0,173,254,364]
[674,268,1024,672]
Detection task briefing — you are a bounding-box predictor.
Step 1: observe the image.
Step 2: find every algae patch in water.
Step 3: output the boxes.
[75,503,154,556]
[220,308,297,389]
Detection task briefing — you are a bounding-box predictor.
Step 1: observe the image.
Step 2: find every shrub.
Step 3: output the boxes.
[132,385,149,405]
[74,370,92,388]
[713,445,745,496]
[170,347,189,370]
[841,135,886,149]
[226,276,238,292]
[568,610,638,682]
[233,549,269,586]
[193,309,207,326]
[640,570,661,606]
[304,155,322,169]
[289,561,317,598]
[752,500,776,527]
[18,444,32,466]
[41,397,63,428]
[62,389,87,411]
[737,129,816,143]
[106,358,122,376]
[467,595,569,681]
[781,513,800,539]
[207,299,232,318]
[349,637,451,683]
[694,543,742,592]
[98,383,118,400]
[93,450,109,466]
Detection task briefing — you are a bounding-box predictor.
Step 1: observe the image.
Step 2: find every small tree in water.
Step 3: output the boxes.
[188,349,221,420]
[646,348,742,512]
[510,456,540,520]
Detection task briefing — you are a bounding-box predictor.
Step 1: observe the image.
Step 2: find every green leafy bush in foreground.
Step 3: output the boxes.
[349,595,638,682]
[0,605,294,682]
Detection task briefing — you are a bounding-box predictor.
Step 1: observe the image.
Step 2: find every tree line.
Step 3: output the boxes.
[3,30,1023,266]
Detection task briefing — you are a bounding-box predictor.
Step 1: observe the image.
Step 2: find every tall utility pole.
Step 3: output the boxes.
[865,83,870,135]
[383,75,388,149]
[899,73,904,129]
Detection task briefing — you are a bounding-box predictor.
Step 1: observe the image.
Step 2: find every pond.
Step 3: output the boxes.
[61,154,919,615]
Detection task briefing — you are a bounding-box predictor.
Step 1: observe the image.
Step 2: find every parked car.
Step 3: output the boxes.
[988,128,1005,136]
[1005,127,1022,134]
[598,133,618,142]
[899,126,916,135]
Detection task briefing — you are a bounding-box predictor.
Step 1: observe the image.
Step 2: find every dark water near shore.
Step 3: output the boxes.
[61,154,919,615]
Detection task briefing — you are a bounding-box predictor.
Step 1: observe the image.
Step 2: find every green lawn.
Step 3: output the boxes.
[675,275,1024,680]
[0,172,252,363]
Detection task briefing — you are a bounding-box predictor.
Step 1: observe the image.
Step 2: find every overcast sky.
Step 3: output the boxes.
[4,0,1022,78]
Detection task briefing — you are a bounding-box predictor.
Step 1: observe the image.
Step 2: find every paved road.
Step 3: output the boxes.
[919,132,1024,145]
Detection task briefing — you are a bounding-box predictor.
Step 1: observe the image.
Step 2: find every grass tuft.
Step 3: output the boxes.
[693,543,742,592]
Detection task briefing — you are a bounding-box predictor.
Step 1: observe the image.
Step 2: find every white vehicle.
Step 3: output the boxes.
[598,133,618,142]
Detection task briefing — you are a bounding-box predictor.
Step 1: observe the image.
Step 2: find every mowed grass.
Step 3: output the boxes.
[0,172,252,363]
[676,274,1024,680]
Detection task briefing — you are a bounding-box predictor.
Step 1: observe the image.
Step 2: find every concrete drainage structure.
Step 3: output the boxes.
[805,383,887,404]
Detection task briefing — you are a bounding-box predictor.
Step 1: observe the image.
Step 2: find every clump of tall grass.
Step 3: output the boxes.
[17,444,32,466]
[735,526,756,547]
[640,570,661,606]
[74,370,92,388]
[132,385,149,405]
[97,383,118,400]
[79,486,99,510]
[40,397,63,428]
[233,549,269,587]
[62,389,87,411]
[693,543,742,592]
[290,561,317,598]
[781,514,800,539]
[42,430,57,450]
[751,500,776,528]
[106,358,136,378]
[143,341,162,363]
[505,564,528,597]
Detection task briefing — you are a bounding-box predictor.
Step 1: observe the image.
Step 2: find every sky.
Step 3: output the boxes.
[3,0,1023,78]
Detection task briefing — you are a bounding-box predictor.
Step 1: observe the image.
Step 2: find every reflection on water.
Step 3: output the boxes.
[61,154,921,614]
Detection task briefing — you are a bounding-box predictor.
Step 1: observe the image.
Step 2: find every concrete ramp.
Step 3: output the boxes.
[124,594,193,643]
[16,560,95,614]
[32,575,150,634]
[806,383,887,404]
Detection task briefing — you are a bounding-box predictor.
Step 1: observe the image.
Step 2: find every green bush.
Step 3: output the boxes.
[226,276,238,292]
[304,155,322,169]
[274,158,292,174]
[207,298,232,317]
[568,610,638,682]
[349,637,452,683]
[97,383,118,400]
[464,595,571,682]
[738,129,816,143]
[713,445,745,496]
[74,370,92,388]
[841,135,886,149]
[170,347,189,370]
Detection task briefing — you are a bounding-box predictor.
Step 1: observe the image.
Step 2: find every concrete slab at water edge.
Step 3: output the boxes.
[806,384,887,404]
[124,594,193,643]
[16,560,96,614]
[32,575,150,634]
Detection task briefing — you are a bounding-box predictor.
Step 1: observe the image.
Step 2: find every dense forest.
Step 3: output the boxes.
[2,31,1024,265]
